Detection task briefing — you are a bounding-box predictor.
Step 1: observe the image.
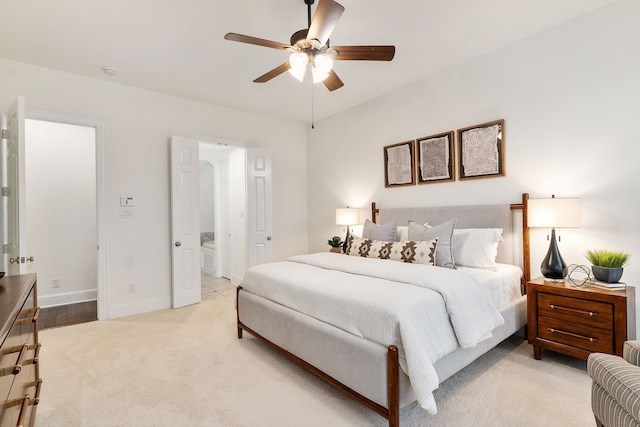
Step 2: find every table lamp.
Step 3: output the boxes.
[335,207,360,253]
[528,195,580,281]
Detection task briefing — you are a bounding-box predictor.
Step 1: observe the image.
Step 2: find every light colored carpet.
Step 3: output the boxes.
[35,285,594,427]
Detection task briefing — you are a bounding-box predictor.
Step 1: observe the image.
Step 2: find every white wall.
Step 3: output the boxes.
[308,0,640,325]
[0,58,308,318]
[25,119,96,305]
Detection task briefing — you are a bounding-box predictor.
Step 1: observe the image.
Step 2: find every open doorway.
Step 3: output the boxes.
[198,142,244,300]
[25,118,100,326]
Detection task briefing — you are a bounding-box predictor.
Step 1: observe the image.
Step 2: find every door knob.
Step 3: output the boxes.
[27,257,34,262]
[9,257,17,264]
[175,241,182,247]
[267,236,272,241]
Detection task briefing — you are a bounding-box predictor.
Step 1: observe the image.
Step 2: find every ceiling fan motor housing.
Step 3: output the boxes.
[290,29,310,47]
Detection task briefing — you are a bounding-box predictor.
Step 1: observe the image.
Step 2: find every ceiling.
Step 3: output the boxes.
[0,0,620,124]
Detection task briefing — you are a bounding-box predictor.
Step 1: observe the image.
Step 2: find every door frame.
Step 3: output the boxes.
[27,108,107,320]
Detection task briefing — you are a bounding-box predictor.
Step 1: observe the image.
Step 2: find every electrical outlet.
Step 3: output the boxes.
[51,278,60,288]
[128,283,136,293]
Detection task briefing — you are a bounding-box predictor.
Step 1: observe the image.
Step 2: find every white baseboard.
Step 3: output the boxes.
[106,297,171,320]
[39,289,97,308]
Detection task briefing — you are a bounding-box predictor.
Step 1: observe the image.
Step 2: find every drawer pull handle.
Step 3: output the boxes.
[548,304,598,317]
[548,328,597,342]
[23,344,42,367]
[34,378,43,405]
[17,394,31,427]
[0,344,28,377]
[16,307,41,325]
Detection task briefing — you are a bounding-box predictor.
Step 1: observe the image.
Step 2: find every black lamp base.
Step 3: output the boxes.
[342,227,351,253]
[540,228,567,281]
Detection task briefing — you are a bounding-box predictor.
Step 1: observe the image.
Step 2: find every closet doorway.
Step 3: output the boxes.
[20,106,106,319]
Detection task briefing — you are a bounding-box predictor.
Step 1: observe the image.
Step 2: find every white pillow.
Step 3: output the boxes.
[396,226,409,242]
[352,224,408,241]
[453,228,503,270]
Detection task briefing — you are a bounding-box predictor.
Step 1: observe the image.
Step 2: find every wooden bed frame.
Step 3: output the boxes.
[236,193,532,427]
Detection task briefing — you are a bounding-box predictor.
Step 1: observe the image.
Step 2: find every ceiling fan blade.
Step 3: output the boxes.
[307,0,345,46]
[253,62,292,83]
[332,46,396,61]
[224,32,290,50]
[323,70,344,91]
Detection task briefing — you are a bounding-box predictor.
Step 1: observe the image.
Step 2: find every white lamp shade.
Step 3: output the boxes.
[528,197,580,228]
[335,208,359,226]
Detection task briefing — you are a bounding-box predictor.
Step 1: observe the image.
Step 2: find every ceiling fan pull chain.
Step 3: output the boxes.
[311,82,315,129]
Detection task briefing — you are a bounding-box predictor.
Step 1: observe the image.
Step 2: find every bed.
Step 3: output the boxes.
[236,193,532,427]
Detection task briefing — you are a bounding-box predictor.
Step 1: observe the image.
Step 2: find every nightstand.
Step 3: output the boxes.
[526,277,636,360]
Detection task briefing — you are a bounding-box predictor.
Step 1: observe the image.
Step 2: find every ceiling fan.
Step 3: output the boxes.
[224,0,395,91]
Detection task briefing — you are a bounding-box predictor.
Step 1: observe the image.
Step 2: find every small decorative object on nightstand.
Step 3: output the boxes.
[585,248,630,284]
[328,236,343,253]
[527,276,636,360]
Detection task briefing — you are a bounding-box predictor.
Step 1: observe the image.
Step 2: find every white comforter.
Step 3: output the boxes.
[240,252,506,414]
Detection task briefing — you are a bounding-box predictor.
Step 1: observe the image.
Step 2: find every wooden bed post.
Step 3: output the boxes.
[372,202,379,224]
[510,193,531,284]
[387,345,400,427]
[236,286,243,339]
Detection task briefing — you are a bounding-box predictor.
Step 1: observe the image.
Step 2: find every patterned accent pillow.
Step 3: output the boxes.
[345,235,437,265]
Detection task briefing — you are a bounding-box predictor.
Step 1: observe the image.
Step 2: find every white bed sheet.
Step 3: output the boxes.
[455,263,523,309]
[240,252,522,414]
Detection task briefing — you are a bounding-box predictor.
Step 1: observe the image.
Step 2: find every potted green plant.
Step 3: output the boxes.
[584,249,630,283]
[328,236,343,253]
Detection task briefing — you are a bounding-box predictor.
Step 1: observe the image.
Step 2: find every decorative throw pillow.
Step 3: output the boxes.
[453,228,503,269]
[345,235,437,265]
[396,225,409,242]
[361,219,397,242]
[408,219,457,269]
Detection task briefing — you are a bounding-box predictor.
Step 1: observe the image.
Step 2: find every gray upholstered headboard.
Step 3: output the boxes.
[374,203,520,267]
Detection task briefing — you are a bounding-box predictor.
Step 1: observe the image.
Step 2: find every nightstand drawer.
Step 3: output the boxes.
[538,292,613,330]
[538,316,614,354]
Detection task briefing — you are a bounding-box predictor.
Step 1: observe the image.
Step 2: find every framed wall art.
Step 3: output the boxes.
[416,131,455,184]
[383,140,416,187]
[457,119,505,180]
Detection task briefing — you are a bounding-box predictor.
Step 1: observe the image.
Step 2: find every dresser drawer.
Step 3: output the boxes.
[538,315,614,354]
[538,292,613,330]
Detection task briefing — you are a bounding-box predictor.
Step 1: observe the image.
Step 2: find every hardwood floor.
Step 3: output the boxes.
[39,273,232,330]
[39,301,97,330]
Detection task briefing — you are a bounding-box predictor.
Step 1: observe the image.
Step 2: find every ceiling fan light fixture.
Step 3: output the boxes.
[288,51,309,81]
[314,54,333,73]
[311,66,329,83]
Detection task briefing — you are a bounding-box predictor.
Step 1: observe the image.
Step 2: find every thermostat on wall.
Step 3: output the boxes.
[120,196,135,207]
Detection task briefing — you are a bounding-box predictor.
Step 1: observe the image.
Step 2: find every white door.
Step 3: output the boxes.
[246,148,272,266]
[1,96,28,275]
[170,135,201,308]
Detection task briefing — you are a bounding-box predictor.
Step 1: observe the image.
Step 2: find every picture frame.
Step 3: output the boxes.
[457,119,505,180]
[416,131,455,184]
[383,140,416,187]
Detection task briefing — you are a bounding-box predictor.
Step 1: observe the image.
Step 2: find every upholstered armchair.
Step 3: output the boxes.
[588,341,640,427]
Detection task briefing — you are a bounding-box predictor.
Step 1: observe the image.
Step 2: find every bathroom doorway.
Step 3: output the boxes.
[198,142,245,288]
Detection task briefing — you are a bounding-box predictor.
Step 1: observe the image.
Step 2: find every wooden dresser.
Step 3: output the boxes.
[0,274,41,427]
[526,276,636,361]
